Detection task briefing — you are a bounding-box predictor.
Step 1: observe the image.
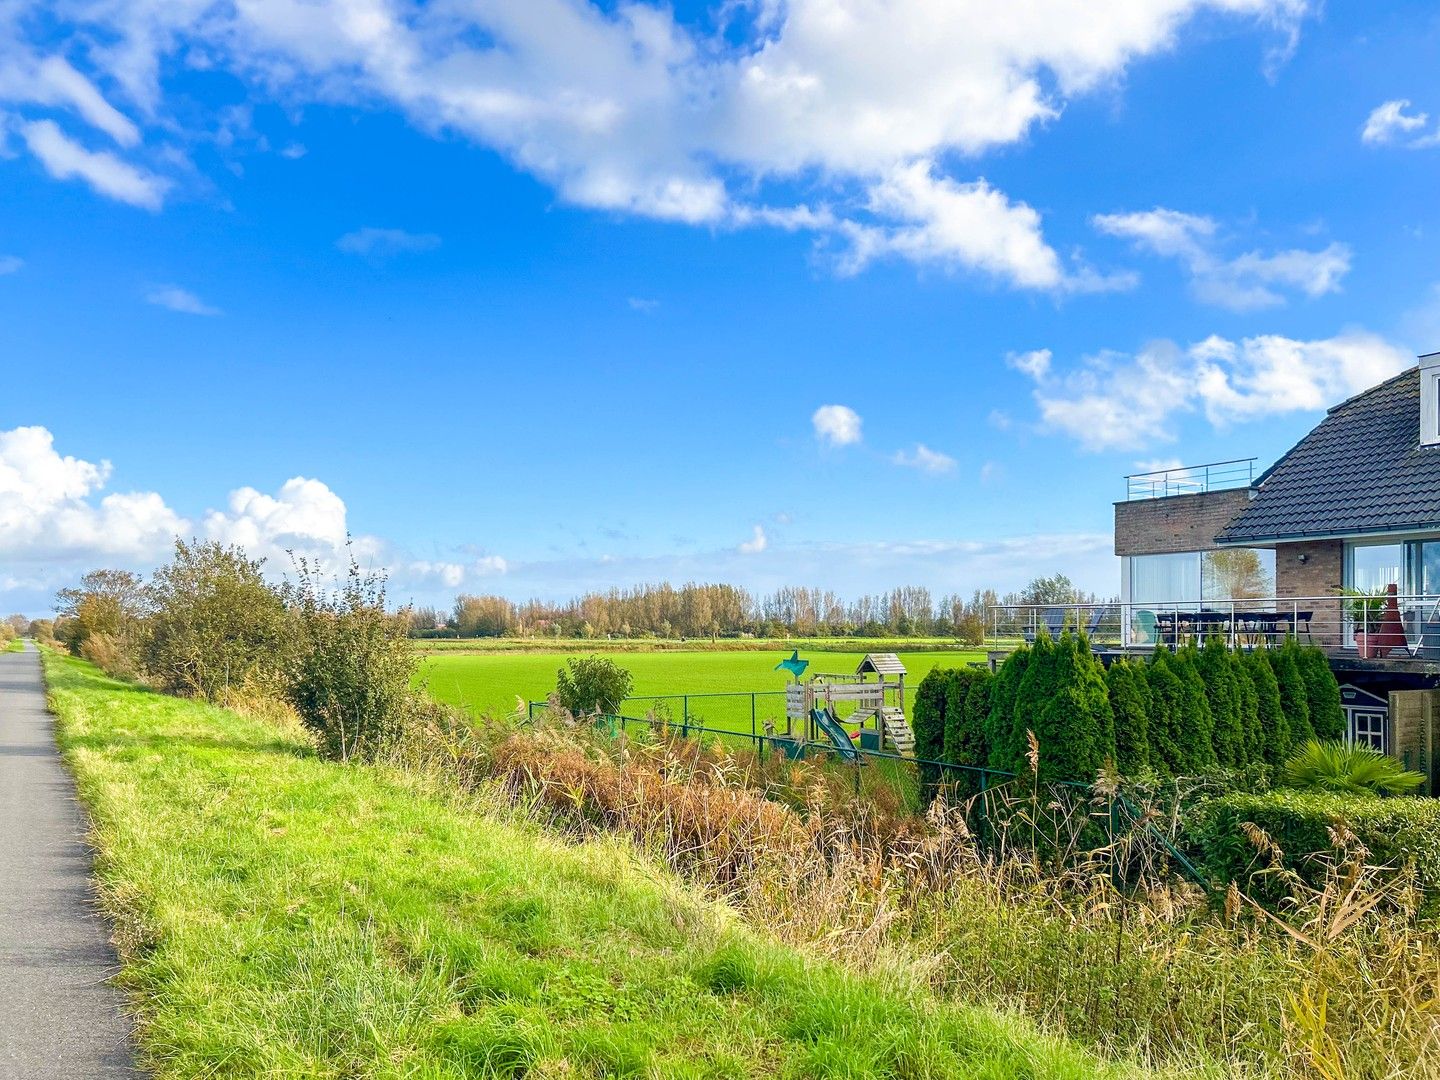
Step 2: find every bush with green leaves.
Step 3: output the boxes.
[554,655,635,716]
[1295,645,1345,741]
[1265,643,1313,747]
[142,539,289,702]
[1143,650,1187,775]
[943,668,993,799]
[911,667,952,794]
[1105,659,1151,775]
[986,644,1029,772]
[1187,789,1440,914]
[1281,739,1424,797]
[281,555,418,763]
[1244,649,1290,766]
[1171,645,1217,772]
[1232,650,1262,764]
[1012,632,1112,784]
[1197,637,1245,767]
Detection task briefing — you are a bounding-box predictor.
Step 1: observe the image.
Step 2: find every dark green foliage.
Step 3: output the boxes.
[1296,646,1345,741]
[555,655,635,715]
[1245,650,1290,767]
[1171,646,1217,772]
[1197,637,1245,768]
[912,668,952,794]
[1009,634,1056,776]
[1266,644,1313,749]
[1232,651,1262,764]
[1105,661,1151,775]
[1144,650,1185,775]
[1022,633,1113,784]
[943,669,993,799]
[986,646,1030,773]
[1187,790,1440,915]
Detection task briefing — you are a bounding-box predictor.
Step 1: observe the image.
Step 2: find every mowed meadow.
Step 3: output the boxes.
[418,645,988,723]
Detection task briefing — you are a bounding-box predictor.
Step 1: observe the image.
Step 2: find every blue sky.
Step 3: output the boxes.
[4,0,1440,615]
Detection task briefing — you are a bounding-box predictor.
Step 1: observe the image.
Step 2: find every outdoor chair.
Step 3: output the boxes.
[1133,609,1158,645]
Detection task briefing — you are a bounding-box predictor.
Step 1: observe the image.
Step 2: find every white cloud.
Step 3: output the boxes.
[145,285,220,316]
[627,296,659,313]
[0,1,1310,282]
[1093,207,1350,310]
[1013,331,1412,451]
[0,255,21,275]
[892,444,957,474]
[812,404,862,446]
[1361,99,1430,146]
[979,461,1003,485]
[336,227,442,257]
[20,119,167,209]
[738,524,768,554]
[1006,348,1053,379]
[0,425,186,563]
[203,477,353,564]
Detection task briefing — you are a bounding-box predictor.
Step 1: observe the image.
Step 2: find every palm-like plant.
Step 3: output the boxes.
[1281,739,1425,797]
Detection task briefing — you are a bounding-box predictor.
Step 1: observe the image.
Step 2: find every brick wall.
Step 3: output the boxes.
[1275,539,1345,647]
[1113,489,1251,557]
[1390,689,1438,792]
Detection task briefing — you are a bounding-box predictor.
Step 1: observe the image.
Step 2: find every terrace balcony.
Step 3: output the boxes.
[1123,458,1258,501]
[985,594,1440,673]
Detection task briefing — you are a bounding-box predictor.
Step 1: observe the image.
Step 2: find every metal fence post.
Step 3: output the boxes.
[682,694,689,738]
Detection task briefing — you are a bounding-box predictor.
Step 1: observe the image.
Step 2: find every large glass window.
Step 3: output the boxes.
[1347,541,1404,593]
[1128,549,1275,606]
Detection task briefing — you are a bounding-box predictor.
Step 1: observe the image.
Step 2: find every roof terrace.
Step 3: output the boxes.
[1124,457,1257,501]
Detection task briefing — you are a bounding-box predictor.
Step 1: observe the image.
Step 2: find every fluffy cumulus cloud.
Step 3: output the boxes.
[1361,99,1439,148]
[0,426,186,564]
[1013,331,1412,451]
[0,426,508,611]
[0,0,1310,287]
[812,404,862,446]
[1092,207,1350,310]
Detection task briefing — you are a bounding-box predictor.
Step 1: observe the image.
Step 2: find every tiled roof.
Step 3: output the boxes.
[1216,366,1440,544]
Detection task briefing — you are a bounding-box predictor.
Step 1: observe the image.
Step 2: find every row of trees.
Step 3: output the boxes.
[913,635,1346,792]
[419,574,1103,643]
[54,541,418,762]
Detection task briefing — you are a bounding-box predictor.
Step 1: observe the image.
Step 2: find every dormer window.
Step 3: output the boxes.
[1421,352,1440,446]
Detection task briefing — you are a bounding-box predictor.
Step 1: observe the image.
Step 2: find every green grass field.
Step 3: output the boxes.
[45,650,1131,1079]
[418,647,989,728]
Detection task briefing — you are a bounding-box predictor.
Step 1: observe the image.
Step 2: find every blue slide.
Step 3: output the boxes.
[810,707,859,761]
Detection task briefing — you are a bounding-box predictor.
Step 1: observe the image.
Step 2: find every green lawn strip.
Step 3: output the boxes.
[46,653,1132,1080]
[4,637,22,652]
[418,648,987,726]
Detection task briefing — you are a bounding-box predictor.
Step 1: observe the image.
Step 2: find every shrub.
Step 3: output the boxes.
[1105,660,1150,775]
[1021,633,1112,784]
[1296,645,1345,741]
[78,631,137,679]
[1188,789,1440,913]
[1281,739,1424,797]
[554,655,635,715]
[1197,637,1244,768]
[1144,651,1185,775]
[1171,646,1217,772]
[53,568,148,664]
[1265,644,1313,748]
[942,669,992,799]
[281,556,418,762]
[142,539,289,702]
[1231,651,1262,764]
[986,645,1029,773]
[912,667,952,795]
[1009,633,1056,775]
[1244,650,1289,767]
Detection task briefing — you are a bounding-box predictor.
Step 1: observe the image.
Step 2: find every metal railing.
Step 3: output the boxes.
[1124,458,1257,501]
[987,593,1440,657]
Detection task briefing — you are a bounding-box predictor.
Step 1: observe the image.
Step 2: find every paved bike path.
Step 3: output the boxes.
[0,642,141,1078]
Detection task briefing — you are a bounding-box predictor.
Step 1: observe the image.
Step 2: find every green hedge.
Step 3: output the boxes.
[1187,790,1440,914]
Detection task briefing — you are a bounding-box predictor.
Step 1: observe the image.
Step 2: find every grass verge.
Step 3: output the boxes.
[45,651,1135,1079]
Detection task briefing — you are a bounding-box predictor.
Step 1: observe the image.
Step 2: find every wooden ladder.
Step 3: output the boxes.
[880,706,915,756]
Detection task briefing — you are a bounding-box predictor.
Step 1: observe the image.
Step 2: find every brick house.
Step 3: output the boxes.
[1112,351,1440,781]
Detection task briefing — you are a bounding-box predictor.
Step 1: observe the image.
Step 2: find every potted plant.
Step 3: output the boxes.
[1343,588,1388,657]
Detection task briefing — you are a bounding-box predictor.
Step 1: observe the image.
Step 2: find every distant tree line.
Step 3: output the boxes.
[411,574,1105,644]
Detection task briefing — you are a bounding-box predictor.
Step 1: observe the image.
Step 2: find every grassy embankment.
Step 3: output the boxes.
[419,647,987,723]
[4,636,22,652]
[46,651,1133,1079]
